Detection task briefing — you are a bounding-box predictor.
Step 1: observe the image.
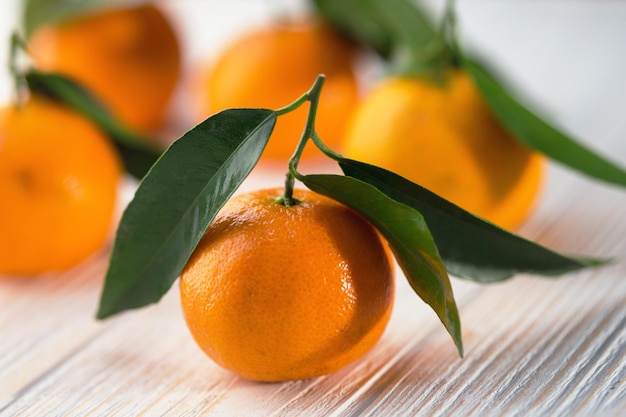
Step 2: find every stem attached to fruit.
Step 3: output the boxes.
[276,74,326,207]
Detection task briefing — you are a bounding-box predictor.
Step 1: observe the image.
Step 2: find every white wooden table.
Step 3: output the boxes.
[1,1,625,416]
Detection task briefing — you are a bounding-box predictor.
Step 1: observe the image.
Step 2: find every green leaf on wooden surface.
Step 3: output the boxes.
[22,0,132,38]
[339,158,605,282]
[300,173,463,356]
[465,59,626,189]
[24,70,161,179]
[96,109,276,319]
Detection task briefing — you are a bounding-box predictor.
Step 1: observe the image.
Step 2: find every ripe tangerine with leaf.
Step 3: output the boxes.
[197,20,359,161]
[180,187,394,382]
[28,3,181,134]
[342,70,545,230]
[0,96,121,275]
[95,74,599,384]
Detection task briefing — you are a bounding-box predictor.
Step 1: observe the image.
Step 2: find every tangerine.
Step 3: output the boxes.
[342,71,544,230]
[28,3,181,134]
[179,187,394,382]
[0,96,121,275]
[197,20,359,161]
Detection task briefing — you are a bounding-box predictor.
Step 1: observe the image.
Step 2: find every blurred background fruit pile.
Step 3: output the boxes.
[1,0,623,275]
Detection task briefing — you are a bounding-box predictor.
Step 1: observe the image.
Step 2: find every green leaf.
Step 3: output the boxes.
[465,59,626,188]
[339,158,605,282]
[312,0,436,60]
[300,173,463,356]
[24,70,161,179]
[22,0,130,38]
[96,109,276,319]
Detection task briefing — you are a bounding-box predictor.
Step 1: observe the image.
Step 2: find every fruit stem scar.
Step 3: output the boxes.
[14,169,35,190]
[279,74,326,206]
[273,195,301,208]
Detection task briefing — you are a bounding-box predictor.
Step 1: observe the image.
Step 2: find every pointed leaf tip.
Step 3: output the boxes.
[300,173,463,356]
[338,158,604,282]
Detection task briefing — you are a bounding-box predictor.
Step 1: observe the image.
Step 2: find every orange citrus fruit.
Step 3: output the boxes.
[179,187,394,381]
[28,3,181,134]
[0,96,121,275]
[342,70,545,230]
[197,20,359,161]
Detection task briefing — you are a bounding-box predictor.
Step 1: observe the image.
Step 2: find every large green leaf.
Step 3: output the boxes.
[22,0,131,38]
[25,70,161,179]
[97,109,276,319]
[300,173,463,356]
[466,59,626,188]
[339,158,604,282]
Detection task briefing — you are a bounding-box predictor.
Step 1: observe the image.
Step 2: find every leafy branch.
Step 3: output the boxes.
[313,0,626,189]
[96,75,606,356]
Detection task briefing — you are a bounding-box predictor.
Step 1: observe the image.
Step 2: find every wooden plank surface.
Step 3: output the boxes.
[1,1,625,416]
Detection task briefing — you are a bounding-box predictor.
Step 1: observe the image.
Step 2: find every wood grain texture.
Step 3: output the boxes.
[1,1,625,416]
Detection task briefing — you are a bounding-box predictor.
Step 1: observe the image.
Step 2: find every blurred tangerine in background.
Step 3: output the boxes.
[0,96,121,275]
[342,70,545,230]
[28,3,181,136]
[195,19,359,162]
